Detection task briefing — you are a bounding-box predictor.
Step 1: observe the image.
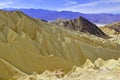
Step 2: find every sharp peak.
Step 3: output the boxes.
[77,16,88,21]
[72,16,92,24]
[79,16,85,19]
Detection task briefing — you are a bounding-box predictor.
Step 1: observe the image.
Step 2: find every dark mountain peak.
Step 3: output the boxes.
[53,16,108,38]
[78,16,87,20]
[73,16,94,26]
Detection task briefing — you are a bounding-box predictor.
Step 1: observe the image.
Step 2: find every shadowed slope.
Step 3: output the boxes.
[51,16,108,38]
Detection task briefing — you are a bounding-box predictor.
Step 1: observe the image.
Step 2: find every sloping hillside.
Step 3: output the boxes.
[0,10,120,79]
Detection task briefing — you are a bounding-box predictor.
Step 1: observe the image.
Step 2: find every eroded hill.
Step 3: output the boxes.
[51,17,108,38]
[0,10,120,79]
[100,22,120,44]
[101,21,120,35]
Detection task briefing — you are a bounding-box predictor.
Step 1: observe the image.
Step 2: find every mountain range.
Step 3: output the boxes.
[2,8,120,24]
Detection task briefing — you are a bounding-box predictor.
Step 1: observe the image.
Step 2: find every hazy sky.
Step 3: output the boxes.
[0,0,120,13]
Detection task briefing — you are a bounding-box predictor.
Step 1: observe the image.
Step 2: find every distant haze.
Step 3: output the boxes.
[95,23,107,27]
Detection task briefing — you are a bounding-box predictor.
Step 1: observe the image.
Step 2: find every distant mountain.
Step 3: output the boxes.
[51,16,108,38]
[2,8,120,24]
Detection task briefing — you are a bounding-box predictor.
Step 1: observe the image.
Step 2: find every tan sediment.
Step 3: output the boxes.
[0,10,120,79]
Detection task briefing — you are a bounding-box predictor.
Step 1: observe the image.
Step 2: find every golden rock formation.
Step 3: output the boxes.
[0,10,120,79]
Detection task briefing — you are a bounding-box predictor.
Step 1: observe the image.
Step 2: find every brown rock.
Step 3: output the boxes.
[53,16,108,38]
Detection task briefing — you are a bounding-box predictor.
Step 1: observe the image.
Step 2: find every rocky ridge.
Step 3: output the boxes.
[51,17,108,38]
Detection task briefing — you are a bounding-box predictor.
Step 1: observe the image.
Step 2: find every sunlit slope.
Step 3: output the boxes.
[100,22,120,44]
[0,10,120,76]
[0,58,27,80]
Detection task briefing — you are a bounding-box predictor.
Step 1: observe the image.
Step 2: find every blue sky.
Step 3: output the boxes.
[0,0,120,13]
